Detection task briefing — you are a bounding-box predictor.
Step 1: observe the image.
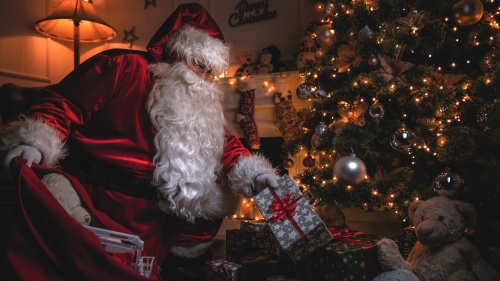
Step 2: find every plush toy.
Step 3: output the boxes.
[234,50,259,77]
[256,53,273,74]
[377,195,500,281]
[41,173,91,225]
[261,45,288,73]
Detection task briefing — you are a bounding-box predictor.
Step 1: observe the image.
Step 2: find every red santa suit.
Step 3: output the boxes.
[0,3,275,281]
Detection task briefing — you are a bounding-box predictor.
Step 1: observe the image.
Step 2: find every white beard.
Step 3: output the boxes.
[146,62,227,222]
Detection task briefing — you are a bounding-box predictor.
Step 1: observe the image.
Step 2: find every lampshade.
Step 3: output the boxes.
[34,0,117,67]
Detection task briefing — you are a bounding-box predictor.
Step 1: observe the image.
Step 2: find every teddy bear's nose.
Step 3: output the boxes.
[418,225,434,237]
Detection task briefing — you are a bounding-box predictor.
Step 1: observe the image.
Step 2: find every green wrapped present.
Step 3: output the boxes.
[309,231,382,281]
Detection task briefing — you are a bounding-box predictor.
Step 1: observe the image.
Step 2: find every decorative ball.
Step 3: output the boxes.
[452,0,484,27]
[302,155,316,167]
[324,3,335,15]
[315,122,329,137]
[476,100,500,131]
[358,25,374,43]
[480,50,500,73]
[333,154,367,186]
[311,86,327,100]
[390,124,414,153]
[434,168,464,197]
[315,24,335,48]
[369,101,385,123]
[368,54,379,67]
[296,82,313,101]
[283,158,295,170]
[311,134,323,150]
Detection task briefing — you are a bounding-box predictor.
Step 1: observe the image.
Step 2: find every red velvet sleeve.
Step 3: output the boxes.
[221,129,251,174]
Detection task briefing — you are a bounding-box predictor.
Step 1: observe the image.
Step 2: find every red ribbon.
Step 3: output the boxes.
[266,188,306,239]
[328,227,374,249]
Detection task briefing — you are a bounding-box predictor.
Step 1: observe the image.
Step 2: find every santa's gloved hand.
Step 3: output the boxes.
[4,145,42,169]
[252,174,279,194]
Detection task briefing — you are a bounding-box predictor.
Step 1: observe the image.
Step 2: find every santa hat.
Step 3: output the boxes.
[147,3,229,76]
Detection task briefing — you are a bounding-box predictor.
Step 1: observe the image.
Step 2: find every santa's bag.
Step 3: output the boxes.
[0,157,155,281]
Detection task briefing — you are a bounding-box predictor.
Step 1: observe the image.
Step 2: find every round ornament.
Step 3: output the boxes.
[434,168,464,197]
[296,82,313,101]
[452,0,484,27]
[480,50,500,73]
[311,134,323,150]
[476,100,500,131]
[311,86,327,100]
[303,155,316,167]
[324,3,335,15]
[315,122,329,137]
[368,54,379,67]
[283,158,295,170]
[358,26,374,43]
[390,124,414,153]
[333,154,367,186]
[315,24,335,48]
[369,101,385,124]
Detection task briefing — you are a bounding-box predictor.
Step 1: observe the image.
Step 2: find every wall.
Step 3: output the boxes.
[0,0,320,87]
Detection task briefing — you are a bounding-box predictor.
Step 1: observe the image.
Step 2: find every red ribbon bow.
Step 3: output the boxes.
[267,194,301,223]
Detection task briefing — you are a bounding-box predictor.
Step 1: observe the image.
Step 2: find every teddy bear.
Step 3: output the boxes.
[41,172,91,225]
[233,50,260,77]
[377,195,500,281]
[256,53,273,74]
[261,45,288,73]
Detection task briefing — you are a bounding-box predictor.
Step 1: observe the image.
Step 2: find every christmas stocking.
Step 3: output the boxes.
[237,78,260,150]
[273,76,299,143]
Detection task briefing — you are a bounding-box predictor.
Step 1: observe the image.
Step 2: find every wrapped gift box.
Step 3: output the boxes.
[207,259,242,281]
[240,219,271,232]
[395,226,417,260]
[310,231,382,281]
[254,175,333,264]
[226,229,281,264]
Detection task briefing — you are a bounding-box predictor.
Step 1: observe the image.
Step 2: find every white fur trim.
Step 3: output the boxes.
[170,240,213,259]
[166,25,230,76]
[227,154,276,198]
[0,116,66,167]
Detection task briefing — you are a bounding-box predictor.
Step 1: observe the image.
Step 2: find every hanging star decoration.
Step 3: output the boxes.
[396,10,438,34]
[432,72,466,89]
[328,100,368,134]
[375,46,414,84]
[144,0,156,9]
[334,37,363,73]
[123,27,139,49]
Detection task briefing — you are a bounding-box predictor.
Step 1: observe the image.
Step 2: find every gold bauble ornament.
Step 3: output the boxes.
[452,0,484,27]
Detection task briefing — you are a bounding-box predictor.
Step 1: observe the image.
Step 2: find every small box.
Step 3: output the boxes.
[206,259,242,281]
[254,175,334,264]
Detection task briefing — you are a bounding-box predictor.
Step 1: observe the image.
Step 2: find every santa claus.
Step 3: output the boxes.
[0,3,278,281]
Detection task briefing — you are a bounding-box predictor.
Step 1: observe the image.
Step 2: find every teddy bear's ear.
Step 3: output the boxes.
[408,200,423,222]
[453,200,476,228]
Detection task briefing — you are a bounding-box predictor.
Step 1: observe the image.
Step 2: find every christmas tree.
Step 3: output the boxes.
[285,0,500,247]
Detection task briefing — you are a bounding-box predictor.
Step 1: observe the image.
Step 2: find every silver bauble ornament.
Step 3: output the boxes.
[390,124,414,153]
[480,50,500,73]
[315,122,329,137]
[452,0,484,27]
[283,158,295,170]
[296,82,313,101]
[324,3,335,15]
[358,26,374,43]
[311,86,327,100]
[333,154,367,185]
[369,101,385,124]
[434,168,464,197]
[315,24,335,48]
